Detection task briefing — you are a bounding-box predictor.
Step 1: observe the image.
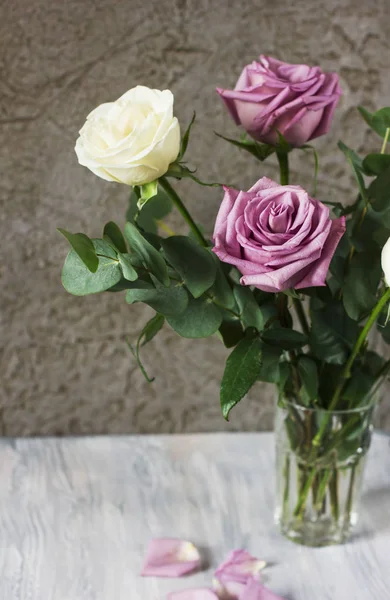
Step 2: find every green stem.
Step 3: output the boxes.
[313,286,390,447]
[345,464,357,522]
[381,127,390,154]
[329,467,340,522]
[293,468,317,518]
[282,455,290,521]
[159,177,207,247]
[277,151,289,185]
[293,297,310,337]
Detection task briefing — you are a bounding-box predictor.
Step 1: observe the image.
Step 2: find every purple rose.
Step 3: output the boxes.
[212,177,346,293]
[217,55,341,147]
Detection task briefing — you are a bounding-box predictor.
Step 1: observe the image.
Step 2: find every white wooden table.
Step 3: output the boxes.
[0,432,389,600]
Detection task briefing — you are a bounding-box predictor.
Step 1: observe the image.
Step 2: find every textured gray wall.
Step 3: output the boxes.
[1,0,390,436]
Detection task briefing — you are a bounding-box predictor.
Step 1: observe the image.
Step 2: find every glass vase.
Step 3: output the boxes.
[274,397,375,546]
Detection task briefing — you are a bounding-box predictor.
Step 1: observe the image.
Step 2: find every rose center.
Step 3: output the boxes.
[267,202,291,233]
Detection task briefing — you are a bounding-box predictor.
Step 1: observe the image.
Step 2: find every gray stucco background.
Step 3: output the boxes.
[2,0,390,436]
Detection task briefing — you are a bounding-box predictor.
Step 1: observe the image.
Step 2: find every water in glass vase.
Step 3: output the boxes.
[274,398,374,547]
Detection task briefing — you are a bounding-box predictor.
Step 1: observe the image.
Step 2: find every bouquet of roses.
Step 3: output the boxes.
[59,56,390,546]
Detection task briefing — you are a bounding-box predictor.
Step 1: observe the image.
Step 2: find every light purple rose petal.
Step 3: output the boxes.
[141,538,201,577]
[167,589,219,600]
[239,578,286,600]
[213,549,266,599]
[217,54,341,146]
[212,177,346,293]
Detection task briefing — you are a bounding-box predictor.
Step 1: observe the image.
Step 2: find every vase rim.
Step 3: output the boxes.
[278,397,375,415]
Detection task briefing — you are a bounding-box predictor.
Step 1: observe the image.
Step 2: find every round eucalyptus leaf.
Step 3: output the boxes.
[167,296,223,338]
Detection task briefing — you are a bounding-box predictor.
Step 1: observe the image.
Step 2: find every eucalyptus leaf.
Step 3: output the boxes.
[61,240,121,296]
[358,106,390,138]
[208,260,236,309]
[166,296,223,338]
[103,221,127,253]
[124,222,169,286]
[161,236,216,298]
[220,333,263,420]
[118,253,138,282]
[368,165,390,213]
[139,313,165,347]
[126,188,173,234]
[233,285,264,331]
[58,229,98,273]
[218,318,244,348]
[127,313,165,383]
[362,154,390,176]
[126,279,188,317]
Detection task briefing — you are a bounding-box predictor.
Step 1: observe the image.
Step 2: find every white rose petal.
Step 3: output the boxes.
[75,86,181,186]
[381,237,390,285]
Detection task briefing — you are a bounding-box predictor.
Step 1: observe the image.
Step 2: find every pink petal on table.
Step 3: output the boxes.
[167,588,220,600]
[141,538,201,577]
[239,578,286,600]
[214,550,266,598]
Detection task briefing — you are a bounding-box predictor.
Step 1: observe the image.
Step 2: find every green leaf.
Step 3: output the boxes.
[137,180,159,210]
[215,131,275,161]
[218,319,244,348]
[257,343,283,383]
[165,163,223,187]
[368,165,390,212]
[359,106,390,138]
[161,236,217,298]
[61,239,121,296]
[166,296,223,338]
[338,141,367,203]
[178,112,196,160]
[362,153,390,176]
[127,313,165,383]
[124,222,169,286]
[310,301,360,364]
[103,222,127,253]
[126,279,188,317]
[208,257,236,309]
[118,253,138,282]
[261,328,307,349]
[341,370,376,408]
[126,188,173,234]
[297,356,319,404]
[358,106,375,130]
[139,313,165,347]
[220,334,263,420]
[58,229,98,273]
[342,253,381,320]
[233,285,264,331]
[372,109,390,138]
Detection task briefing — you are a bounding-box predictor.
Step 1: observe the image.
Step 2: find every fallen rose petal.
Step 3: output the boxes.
[141,538,201,577]
[167,589,219,600]
[239,578,286,600]
[214,550,266,599]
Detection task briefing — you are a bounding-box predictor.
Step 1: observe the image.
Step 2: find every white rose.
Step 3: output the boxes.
[382,237,390,285]
[75,86,181,186]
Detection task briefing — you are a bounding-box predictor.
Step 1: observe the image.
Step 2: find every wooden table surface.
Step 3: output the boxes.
[0,432,389,600]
